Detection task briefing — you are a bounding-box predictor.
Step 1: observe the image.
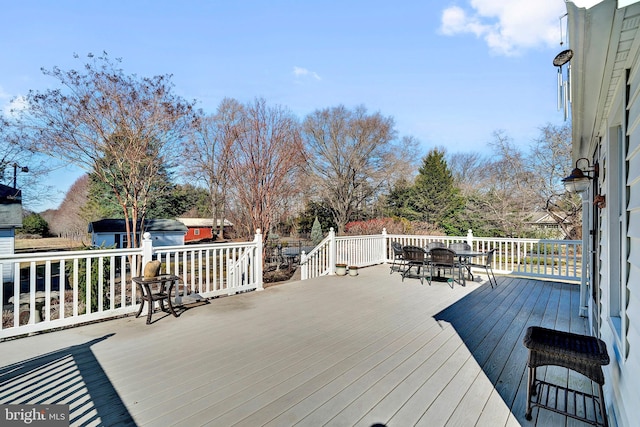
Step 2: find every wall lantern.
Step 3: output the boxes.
[562,157,598,194]
[12,163,29,189]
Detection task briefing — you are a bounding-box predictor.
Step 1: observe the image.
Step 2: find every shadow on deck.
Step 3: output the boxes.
[0,334,135,426]
[0,265,590,426]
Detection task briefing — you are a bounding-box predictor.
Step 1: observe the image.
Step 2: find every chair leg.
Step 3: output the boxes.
[525,365,535,420]
[401,263,413,281]
[486,266,497,288]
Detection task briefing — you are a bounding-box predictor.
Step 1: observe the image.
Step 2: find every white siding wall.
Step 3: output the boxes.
[0,229,15,282]
[619,58,640,427]
[91,232,118,248]
[597,42,640,427]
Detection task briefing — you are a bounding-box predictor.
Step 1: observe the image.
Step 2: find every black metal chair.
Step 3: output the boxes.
[425,241,446,251]
[449,242,471,251]
[428,247,464,288]
[401,245,429,284]
[389,241,405,274]
[467,248,497,288]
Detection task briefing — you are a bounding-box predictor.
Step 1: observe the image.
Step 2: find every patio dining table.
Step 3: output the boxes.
[452,250,487,282]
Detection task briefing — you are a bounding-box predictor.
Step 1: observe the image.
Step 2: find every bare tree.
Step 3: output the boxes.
[14,53,195,247]
[183,99,240,239]
[303,105,415,234]
[528,123,581,239]
[226,98,305,241]
[475,130,538,237]
[0,114,52,206]
[448,151,486,196]
[47,174,91,241]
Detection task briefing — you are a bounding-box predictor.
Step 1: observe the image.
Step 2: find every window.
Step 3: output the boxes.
[194,229,200,236]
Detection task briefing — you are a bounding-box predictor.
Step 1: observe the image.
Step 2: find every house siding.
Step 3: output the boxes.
[0,229,14,282]
[568,1,640,425]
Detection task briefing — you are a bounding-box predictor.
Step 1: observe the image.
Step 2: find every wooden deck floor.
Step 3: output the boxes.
[1,264,594,426]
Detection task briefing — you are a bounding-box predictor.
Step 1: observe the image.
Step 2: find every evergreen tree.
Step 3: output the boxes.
[19,213,49,236]
[386,148,464,233]
[310,217,324,245]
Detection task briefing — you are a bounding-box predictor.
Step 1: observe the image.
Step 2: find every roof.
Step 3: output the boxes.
[567,0,640,157]
[526,212,569,225]
[176,217,233,227]
[88,219,188,233]
[0,184,21,204]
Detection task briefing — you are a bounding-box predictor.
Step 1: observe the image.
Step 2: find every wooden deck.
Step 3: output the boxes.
[0,264,595,426]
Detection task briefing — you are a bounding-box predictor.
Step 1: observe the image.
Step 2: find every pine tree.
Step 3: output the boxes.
[311,217,324,246]
[407,148,464,233]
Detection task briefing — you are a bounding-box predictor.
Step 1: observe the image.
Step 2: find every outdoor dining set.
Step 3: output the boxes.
[390,241,497,288]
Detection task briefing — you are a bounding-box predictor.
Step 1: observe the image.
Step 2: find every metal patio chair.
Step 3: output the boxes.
[449,242,471,251]
[467,248,498,288]
[401,245,429,284]
[428,247,464,288]
[389,241,405,274]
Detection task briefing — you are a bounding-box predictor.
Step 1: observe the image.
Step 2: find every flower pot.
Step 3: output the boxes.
[335,264,347,276]
[348,266,359,276]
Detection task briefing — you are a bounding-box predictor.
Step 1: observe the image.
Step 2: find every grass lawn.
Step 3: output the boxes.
[14,237,86,252]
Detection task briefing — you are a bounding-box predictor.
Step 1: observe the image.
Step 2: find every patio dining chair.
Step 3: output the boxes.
[401,245,429,284]
[467,248,497,288]
[389,241,405,274]
[449,242,471,251]
[428,247,464,288]
[425,241,446,251]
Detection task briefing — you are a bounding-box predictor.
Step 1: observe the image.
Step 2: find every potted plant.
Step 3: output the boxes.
[335,263,347,276]
[348,266,359,276]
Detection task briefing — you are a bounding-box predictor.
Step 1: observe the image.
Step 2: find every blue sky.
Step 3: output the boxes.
[1,0,599,211]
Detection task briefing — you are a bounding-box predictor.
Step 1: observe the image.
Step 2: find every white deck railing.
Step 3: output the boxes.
[1,227,580,339]
[301,229,582,282]
[0,232,263,339]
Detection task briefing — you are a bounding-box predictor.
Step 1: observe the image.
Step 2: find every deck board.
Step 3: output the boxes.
[0,265,595,426]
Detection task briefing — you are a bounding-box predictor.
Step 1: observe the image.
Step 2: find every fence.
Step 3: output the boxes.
[301,229,582,282]
[0,231,262,339]
[1,228,581,339]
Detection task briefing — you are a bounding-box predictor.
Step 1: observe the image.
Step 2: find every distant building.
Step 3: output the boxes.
[176,217,233,242]
[88,218,188,248]
[525,211,569,239]
[0,184,23,281]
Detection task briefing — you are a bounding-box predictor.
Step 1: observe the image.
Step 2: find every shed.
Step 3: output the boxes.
[0,184,23,282]
[88,218,187,248]
[176,217,233,242]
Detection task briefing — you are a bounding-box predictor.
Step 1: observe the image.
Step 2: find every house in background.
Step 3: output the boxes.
[176,217,233,242]
[525,211,570,239]
[0,184,23,281]
[566,1,640,425]
[88,218,187,248]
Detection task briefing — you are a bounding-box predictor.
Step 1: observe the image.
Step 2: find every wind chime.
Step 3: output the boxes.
[554,14,573,121]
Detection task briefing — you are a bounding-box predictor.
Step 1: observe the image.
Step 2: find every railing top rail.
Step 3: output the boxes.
[335,234,385,241]
[153,241,256,253]
[384,234,580,245]
[0,247,142,263]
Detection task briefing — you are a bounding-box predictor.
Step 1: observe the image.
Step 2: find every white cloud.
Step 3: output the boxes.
[2,95,28,117]
[293,66,321,81]
[441,0,566,56]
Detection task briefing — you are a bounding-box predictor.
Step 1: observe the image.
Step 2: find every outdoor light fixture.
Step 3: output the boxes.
[562,157,597,194]
[12,163,29,189]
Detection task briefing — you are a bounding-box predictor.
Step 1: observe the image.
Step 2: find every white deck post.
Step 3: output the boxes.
[466,229,474,248]
[142,232,153,267]
[329,228,336,275]
[382,228,388,263]
[579,197,589,318]
[255,229,264,291]
[300,251,307,280]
